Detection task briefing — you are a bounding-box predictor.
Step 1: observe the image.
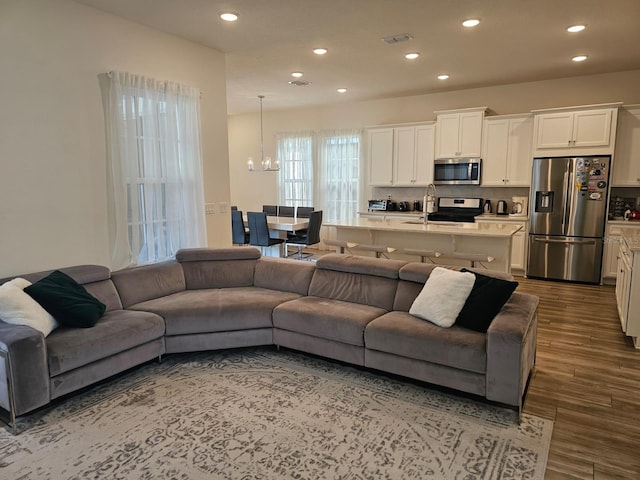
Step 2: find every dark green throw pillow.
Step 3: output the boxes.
[455,269,518,333]
[25,270,106,328]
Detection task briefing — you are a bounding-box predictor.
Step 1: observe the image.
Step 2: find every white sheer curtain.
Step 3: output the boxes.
[105,71,206,268]
[316,129,362,222]
[277,132,314,207]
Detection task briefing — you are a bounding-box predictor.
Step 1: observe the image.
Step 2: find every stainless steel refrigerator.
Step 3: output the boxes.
[527,156,611,284]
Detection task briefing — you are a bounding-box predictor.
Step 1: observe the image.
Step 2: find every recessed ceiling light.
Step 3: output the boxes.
[313,48,328,55]
[405,52,420,60]
[437,74,450,80]
[462,19,480,28]
[567,25,586,33]
[219,12,238,22]
[291,72,303,78]
[337,88,347,93]
[572,55,588,62]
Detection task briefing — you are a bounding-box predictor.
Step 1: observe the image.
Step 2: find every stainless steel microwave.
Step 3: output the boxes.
[433,158,481,185]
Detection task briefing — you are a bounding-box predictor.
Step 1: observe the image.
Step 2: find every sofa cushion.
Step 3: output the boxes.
[176,247,261,262]
[111,262,186,308]
[455,269,519,333]
[365,311,487,374]
[177,247,261,290]
[46,309,165,376]
[409,267,475,328]
[273,296,387,346]
[25,270,106,328]
[254,257,316,295]
[130,287,301,336]
[309,269,399,311]
[315,254,407,279]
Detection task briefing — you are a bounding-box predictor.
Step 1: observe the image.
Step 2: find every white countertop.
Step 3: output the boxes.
[608,220,640,226]
[360,212,529,222]
[475,214,529,222]
[621,228,640,252]
[325,218,522,237]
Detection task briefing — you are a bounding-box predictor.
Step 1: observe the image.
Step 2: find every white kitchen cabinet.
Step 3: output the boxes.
[481,114,533,186]
[368,123,435,186]
[392,127,417,185]
[603,224,622,280]
[413,124,436,185]
[615,231,640,348]
[612,105,640,186]
[368,128,394,186]
[531,103,620,156]
[434,107,486,158]
[604,222,640,281]
[474,217,527,272]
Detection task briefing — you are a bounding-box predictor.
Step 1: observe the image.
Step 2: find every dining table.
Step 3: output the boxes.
[266,216,309,238]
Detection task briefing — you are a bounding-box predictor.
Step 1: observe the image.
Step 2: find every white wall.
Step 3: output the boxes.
[229,69,640,211]
[0,0,230,277]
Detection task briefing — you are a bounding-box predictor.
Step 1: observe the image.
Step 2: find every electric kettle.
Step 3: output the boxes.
[483,199,492,214]
[496,200,508,215]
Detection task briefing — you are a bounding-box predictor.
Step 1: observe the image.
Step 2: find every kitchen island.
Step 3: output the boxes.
[324,218,523,273]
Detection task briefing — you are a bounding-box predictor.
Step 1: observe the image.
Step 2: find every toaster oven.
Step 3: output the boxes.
[368,199,389,211]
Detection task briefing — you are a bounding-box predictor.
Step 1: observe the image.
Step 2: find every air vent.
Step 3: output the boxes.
[288,80,311,86]
[381,33,413,44]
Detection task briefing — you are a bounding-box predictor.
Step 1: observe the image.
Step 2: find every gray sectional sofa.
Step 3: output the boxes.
[0,247,538,432]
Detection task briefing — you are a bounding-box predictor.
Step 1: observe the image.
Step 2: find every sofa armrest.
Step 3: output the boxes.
[485,292,539,409]
[0,321,50,418]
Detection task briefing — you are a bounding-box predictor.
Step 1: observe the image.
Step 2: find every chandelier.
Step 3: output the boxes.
[248,95,279,171]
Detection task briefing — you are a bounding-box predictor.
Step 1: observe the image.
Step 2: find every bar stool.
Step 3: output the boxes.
[323,239,359,254]
[444,252,496,269]
[402,249,442,263]
[355,244,397,259]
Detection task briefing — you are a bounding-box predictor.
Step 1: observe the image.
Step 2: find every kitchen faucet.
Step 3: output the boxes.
[423,183,437,224]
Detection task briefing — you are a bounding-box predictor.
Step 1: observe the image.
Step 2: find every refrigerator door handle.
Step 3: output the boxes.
[532,237,597,246]
[561,163,571,233]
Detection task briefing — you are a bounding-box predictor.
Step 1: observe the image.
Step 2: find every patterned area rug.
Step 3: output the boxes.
[0,348,552,479]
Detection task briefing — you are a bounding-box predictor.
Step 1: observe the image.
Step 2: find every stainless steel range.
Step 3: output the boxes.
[427,197,483,223]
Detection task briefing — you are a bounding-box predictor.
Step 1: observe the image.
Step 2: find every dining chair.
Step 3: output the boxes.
[231,210,249,245]
[230,205,238,211]
[278,206,295,217]
[296,206,314,218]
[262,205,278,216]
[285,210,323,259]
[247,212,285,254]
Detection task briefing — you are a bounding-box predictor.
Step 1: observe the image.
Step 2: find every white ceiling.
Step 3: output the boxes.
[73,0,640,115]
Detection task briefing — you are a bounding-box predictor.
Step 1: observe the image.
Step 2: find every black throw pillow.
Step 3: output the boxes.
[25,270,106,328]
[455,269,518,333]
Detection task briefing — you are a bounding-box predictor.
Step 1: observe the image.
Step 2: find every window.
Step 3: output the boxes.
[277,133,314,207]
[105,71,206,268]
[317,130,361,222]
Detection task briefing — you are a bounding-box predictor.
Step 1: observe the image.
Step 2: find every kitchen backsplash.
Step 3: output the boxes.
[371,186,529,212]
[372,186,640,219]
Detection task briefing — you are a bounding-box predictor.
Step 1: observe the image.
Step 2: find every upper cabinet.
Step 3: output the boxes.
[368,127,394,186]
[612,105,640,187]
[532,103,621,156]
[368,123,435,186]
[434,107,486,158]
[481,114,533,186]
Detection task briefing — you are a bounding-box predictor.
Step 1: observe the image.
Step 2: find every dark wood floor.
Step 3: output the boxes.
[516,277,640,479]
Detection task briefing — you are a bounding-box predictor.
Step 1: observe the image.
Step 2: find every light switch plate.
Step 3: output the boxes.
[205,203,216,214]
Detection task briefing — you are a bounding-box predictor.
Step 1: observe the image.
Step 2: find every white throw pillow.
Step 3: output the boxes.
[7,277,32,290]
[0,281,58,336]
[409,267,476,328]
